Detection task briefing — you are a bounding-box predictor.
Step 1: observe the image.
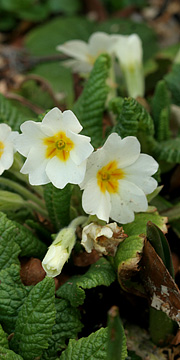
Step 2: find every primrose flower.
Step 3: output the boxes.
[0,123,18,175]
[81,222,127,256]
[114,34,144,98]
[42,227,76,277]
[14,107,93,188]
[81,133,158,224]
[57,31,120,73]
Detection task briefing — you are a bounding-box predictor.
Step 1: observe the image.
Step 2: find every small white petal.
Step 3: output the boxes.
[102,133,141,167]
[118,179,148,212]
[0,123,11,141]
[63,110,82,133]
[82,178,111,222]
[110,193,135,224]
[1,143,14,169]
[20,147,49,185]
[68,131,93,165]
[125,154,158,194]
[42,107,64,134]
[15,121,44,156]
[45,156,86,188]
[57,40,88,61]
[61,59,92,73]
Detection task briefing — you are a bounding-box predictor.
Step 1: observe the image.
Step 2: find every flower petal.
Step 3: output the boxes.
[110,193,135,224]
[68,131,93,165]
[0,123,11,141]
[82,178,111,222]
[125,154,158,194]
[41,107,64,134]
[61,59,92,73]
[20,147,49,185]
[63,110,82,133]
[45,156,86,188]
[57,40,88,61]
[1,143,14,170]
[102,133,141,167]
[15,121,44,156]
[118,179,148,212]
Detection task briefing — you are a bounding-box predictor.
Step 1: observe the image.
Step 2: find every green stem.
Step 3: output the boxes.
[25,200,48,218]
[0,177,45,209]
[69,216,88,230]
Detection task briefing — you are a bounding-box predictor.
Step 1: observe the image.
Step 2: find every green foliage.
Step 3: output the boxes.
[0,264,30,334]
[59,327,108,360]
[11,277,56,360]
[73,54,110,148]
[0,325,8,348]
[122,211,167,237]
[56,258,116,307]
[0,212,20,270]
[107,307,127,360]
[0,346,23,360]
[110,97,154,140]
[152,138,180,163]
[0,94,25,131]
[44,183,72,231]
[0,212,47,259]
[151,80,171,141]
[146,222,174,278]
[42,298,83,360]
[165,63,180,106]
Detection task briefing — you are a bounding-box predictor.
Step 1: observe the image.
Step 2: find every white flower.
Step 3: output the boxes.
[81,222,127,256]
[81,133,158,224]
[57,31,120,73]
[0,123,18,175]
[42,227,76,277]
[114,34,144,97]
[14,107,93,188]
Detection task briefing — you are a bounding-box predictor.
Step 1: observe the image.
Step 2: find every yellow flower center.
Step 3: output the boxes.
[0,141,4,159]
[97,160,125,193]
[43,131,74,162]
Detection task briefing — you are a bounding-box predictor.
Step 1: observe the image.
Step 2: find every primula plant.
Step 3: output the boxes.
[1,3,180,360]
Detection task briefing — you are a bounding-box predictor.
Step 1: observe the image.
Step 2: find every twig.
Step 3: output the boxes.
[5,93,44,114]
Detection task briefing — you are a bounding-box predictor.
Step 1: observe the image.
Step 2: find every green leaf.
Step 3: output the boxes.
[73,54,110,148]
[49,0,82,14]
[110,97,154,152]
[0,264,30,334]
[56,258,116,307]
[165,63,180,106]
[107,306,127,360]
[146,221,174,278]
[122,211,167,237]
[44,183,72,231]
[59,327,108,360]
[151,80,171,141]
[0,93,25,131]
[0,346,23,360]
[152,137,180,164]
[0,325,8,348]
[11,277,56,360]
[42,298,83,360]
[0,212,47,259]
[0,212,20,271]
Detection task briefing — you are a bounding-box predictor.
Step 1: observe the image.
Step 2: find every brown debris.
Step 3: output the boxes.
[140,240,180,326]
[20,257,46,286]
[72,249,100,267]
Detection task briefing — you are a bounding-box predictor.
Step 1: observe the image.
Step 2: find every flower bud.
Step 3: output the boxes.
[42,228,76,277]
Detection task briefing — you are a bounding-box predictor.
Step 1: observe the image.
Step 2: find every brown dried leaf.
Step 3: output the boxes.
[140,240,180,326]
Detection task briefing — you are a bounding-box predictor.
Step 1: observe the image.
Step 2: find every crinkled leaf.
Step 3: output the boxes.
[122,211,168,237]
[0,93,25,131]
[0,346,23,360]
[110,97,154,151]
[107,306,127,360]
[42,298,83,360]
[0,212,47,259]
[11,277,56,360]
[165,63,180,106]
[152,137,180,164]
[44,183,72,231]
[0,212,20,270]
[0,325,8,348]
[0,264,30,334]
[56,258,116,307]
[59,327,108,360]
[151,80,171,141]
[73,54,110,148]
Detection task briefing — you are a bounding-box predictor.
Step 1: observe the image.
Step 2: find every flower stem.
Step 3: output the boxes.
[0,177,45,210]
[69,216,88,230]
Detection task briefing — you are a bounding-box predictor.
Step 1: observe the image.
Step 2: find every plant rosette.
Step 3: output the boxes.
[80,133,158,224]
[14,107,93,189]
